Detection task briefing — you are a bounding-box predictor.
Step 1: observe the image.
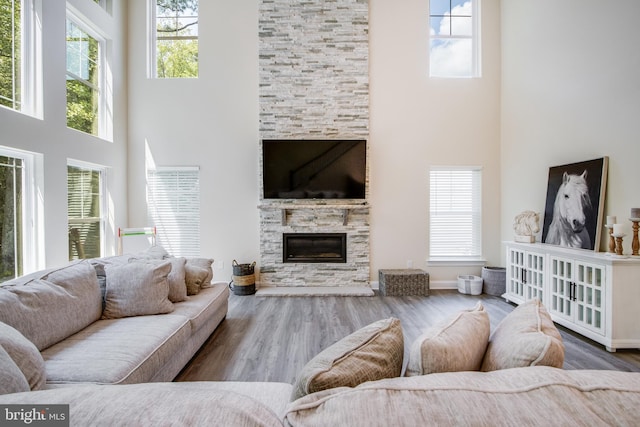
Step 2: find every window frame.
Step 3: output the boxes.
[428,165,484,266]
[65,9,110,139]
[67,159,107,260]
[0,145,43,281]
[148,0,199,79]
[0,0,42,117]
[429,0,481,79]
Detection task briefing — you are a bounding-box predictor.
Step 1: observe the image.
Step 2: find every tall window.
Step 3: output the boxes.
[0,147,38,282]
[0,0,39,115]
[147,167,200,256]
[429,0,480,78]
[151,0,199,78]
[68,163,104,260]
[66,17,102,136]
[429,167,482,260]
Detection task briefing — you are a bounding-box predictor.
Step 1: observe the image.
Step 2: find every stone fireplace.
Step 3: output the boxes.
[258,0,370,289]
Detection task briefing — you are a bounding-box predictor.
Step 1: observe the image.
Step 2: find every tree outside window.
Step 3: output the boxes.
[66,19,100,136]
[154,0,199,78]
[0,155,23,282]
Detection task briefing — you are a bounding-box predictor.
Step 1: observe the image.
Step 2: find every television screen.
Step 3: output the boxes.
[262,139,366,200]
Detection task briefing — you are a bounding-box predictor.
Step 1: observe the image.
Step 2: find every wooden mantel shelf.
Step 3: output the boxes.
[258,202,370,226]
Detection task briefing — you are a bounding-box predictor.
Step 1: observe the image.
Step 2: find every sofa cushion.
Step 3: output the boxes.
[291,317,404,401]
[481,299,565,371]
[0,382,284,427]
[102,260,174,319]
[171,283,230,334]
[186,257,214,288]
[0,321,46,390]
[284,367,640,427]
[185,264,209,295]
[166,257,188,302]
[42,315,191,385]
[90,255,132,309]
[0,261,102,350]
[405,301,490,376]
[0,344,30,395]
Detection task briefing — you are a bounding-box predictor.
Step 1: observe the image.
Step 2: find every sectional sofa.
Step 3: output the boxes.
[1,255,639,426]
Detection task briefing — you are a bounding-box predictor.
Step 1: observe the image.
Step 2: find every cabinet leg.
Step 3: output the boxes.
[605,346,616,353]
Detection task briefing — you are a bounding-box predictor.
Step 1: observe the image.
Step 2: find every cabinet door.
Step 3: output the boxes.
[525,252,545,302]
[506,247,525,300]
[549,256,574,322]
[573,262,605,335]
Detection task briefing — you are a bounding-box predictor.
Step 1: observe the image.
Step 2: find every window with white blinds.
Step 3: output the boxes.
[429,166,482,260]
[147,167,200,257]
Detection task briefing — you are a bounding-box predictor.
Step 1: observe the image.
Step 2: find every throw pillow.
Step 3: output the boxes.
[184,264,209,295]
[90,255,132,310]
[166,257,188,302]
[405,301,490,376]
[0,344,30,395]
[102,261,174,319]
[291,317,404,401]
[481,299,565,371]
[185,258,214,289]
[0,321,46,390]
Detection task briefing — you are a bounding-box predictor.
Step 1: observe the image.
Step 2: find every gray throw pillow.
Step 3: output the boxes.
[405,301,490,376]
[185,258,214,288]
[184,264,209,295]
[102,261,174,319]
[166,257,188,302]
[291,318,404,401]
[0,321,46,390]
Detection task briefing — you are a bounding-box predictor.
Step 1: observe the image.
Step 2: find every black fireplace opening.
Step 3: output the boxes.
[283,233,347,263]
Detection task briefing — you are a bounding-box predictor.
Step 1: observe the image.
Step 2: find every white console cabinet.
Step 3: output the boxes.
[504,242,640,352]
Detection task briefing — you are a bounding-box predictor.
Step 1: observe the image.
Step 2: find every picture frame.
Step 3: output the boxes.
[541,157,608,251]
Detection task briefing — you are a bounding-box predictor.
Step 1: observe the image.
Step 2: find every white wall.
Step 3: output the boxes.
[501,0,640,251]
[0,0,128,269]
[127,0,502,284]
[369,0,503,283]
[127,1,260,279]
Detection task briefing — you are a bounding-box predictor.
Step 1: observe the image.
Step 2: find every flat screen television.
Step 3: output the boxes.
[262,139,366,200]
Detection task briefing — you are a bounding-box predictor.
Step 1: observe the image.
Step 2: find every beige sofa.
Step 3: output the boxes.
[0,247,228,388]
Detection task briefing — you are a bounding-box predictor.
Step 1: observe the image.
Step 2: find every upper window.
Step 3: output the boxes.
[429,166,482,261]
[66,17,103,137]
[0,146,40,282]
[151,0,199,78]
[147,167,200,256]
[429,0,480,78]
[67,162,105,260]
[0,0,41,116]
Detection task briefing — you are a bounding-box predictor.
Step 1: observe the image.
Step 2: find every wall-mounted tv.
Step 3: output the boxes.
[262,139,366,200]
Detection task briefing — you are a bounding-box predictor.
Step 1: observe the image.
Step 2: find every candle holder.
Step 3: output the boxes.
[613,233,626,256]
[605,224,616,253]
[630,218,640,256]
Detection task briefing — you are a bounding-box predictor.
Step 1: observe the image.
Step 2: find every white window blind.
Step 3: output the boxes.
[147,167,200,257]
[429,167,482,259]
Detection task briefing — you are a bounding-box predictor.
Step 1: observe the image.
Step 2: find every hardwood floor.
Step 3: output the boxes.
[175,290,640,384]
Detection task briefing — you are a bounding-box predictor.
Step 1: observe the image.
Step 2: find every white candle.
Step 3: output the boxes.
[631,208,640,219]
[613,224,624,235]
[607,216,616,225]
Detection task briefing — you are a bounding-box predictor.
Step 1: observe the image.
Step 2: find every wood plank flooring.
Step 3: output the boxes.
[175,290,640,384]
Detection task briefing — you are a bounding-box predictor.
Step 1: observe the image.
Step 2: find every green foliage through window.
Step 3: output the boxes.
[68,165,102,260]
[155,0,198,78]
[0,155,23,282]
[0,0,22,110]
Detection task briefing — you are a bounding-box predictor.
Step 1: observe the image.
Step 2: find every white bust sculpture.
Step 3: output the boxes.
[513,210,540,243]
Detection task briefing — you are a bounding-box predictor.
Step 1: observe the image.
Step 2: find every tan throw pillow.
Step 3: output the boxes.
[102,261,174,319]
[184,264,209,295]
[166,257,188,302]
[291,318,404,401]
[0,321,46,390]
[405,301,490,376]
[185,258,214,288]
[481,299,565,371]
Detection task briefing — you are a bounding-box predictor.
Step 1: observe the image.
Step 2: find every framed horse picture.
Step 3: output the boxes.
[541,157,608,251]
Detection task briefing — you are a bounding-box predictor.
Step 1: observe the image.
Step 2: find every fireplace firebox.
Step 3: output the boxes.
[283,233,347,263]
